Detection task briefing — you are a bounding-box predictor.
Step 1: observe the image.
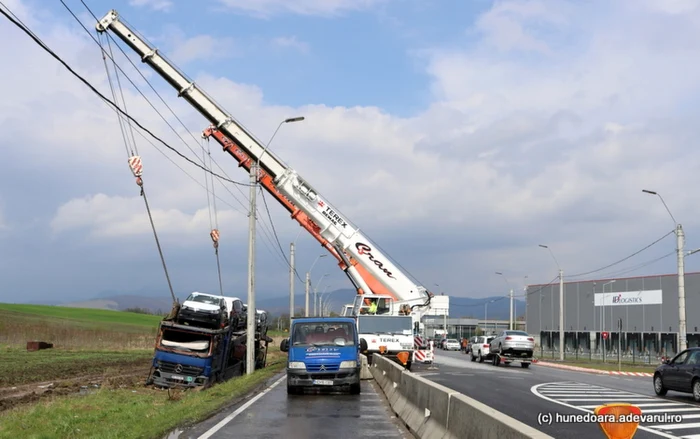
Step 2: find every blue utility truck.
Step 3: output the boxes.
[280,317,368,395]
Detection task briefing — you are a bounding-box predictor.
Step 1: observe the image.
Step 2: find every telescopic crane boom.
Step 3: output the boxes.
[95,10,433,321]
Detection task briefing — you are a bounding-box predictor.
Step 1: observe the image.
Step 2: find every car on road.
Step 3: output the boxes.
[470,335,496,363]
[653,347,700,402]
[444,339,460,351]
[489,330,535,358]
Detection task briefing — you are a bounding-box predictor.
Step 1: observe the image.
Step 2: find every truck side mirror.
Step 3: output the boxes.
[280,338,289,352]
[360,338,368,352]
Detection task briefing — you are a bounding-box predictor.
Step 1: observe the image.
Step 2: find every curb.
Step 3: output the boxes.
[536,361,654,377]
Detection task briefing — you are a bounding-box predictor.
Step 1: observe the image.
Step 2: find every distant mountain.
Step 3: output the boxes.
[56,289,524,320]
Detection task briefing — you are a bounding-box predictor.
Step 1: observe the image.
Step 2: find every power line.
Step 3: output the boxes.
[565,229,675,278]
[0,4,251,188]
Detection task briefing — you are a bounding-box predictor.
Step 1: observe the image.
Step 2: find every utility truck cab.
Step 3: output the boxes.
[280,317,367,395]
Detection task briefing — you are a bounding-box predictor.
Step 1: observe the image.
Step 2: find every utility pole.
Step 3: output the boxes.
[643,189,688,352]
[289,242,295,326]
[677,223,687,352]
[559,268,564,361]
[618,318,622,372]
[509,288,514,330]
[245,116,304,375]
[245,161,257,375]
[305,272,310,317]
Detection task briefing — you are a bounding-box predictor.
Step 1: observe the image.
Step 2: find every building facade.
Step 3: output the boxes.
[526,271,700,358]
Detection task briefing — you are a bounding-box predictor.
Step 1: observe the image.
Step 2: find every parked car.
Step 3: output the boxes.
[470,335,496,363]
[653,347,700,402]
[444,339,460,351]
[489,330,535,358]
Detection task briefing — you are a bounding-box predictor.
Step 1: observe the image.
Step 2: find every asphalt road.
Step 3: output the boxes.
[172,373,413,439]
[414,349,700,439]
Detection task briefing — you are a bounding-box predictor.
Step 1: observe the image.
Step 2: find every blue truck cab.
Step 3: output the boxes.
[280,317,367,395]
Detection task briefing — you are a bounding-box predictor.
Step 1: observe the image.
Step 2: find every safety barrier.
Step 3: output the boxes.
[370,355,554,439]
[360,354,372,380]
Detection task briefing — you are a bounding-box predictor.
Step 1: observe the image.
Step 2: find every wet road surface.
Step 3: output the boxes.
[180,373,413,439]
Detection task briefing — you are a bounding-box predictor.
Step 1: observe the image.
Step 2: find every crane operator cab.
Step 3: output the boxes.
[353,295,392,315]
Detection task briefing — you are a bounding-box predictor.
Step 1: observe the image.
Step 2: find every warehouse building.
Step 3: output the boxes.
[525,272,700,359]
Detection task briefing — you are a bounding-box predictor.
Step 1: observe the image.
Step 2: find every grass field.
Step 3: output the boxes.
[0,303,161,350]
[0,351,286,439]
[550,358,659,374]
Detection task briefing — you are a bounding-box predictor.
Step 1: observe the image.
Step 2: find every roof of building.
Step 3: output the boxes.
[527,271,700,288]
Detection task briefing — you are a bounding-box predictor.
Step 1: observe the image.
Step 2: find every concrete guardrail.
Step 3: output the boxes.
[370,355,555,439]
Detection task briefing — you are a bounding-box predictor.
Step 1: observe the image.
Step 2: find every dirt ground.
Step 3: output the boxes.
[0,357,152,413]
[1,339,287,414]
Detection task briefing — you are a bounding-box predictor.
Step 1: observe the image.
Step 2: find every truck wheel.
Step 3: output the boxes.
[521,362,530,368]
[350,383,361,395]
[478,352,484,363]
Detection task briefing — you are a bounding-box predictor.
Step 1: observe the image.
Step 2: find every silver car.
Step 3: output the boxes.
[489,330,535,357]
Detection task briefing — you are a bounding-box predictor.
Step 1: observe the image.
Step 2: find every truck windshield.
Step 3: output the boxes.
[159,328,211,353]
[291,322,356,347]
[358,316,412,334]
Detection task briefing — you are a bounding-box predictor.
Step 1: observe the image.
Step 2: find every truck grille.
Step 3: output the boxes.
[158,361,204,376]
[306,363,340,372]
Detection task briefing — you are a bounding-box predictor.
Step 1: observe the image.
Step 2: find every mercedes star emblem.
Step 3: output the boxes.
[175,364,183,373]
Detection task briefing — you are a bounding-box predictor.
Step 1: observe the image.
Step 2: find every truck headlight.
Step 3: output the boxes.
[339,361,357,368]
[288,362,306,369]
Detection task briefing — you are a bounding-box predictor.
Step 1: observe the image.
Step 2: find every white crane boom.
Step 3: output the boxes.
[95,9,433,319]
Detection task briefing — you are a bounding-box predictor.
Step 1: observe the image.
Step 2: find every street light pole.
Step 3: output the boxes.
[245,116,304,374]
[495,272,515,330]
[643,189,687,352]
[602,280,615,361]
[313,273,328,316]
[305,255,327,316]
[539,245,564,361]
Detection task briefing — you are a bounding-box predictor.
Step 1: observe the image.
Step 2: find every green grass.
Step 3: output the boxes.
[0,304,162,331]
[0,355,286,439]
[552,359,658,374]
[0,303,162,350]
[0,346,153,386]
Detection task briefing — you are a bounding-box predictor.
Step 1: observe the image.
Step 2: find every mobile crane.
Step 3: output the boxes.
[95,9,438,369]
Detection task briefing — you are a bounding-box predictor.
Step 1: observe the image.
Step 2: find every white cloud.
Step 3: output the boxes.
[3,0,700,304]
[270,36,309,53]
[167,32,238,65]
[216,0,389,18]
[129,0,173,12]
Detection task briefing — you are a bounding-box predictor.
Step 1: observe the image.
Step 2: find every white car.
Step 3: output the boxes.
[178,292,227,328]
[489,330,535,358]
[470,335,496,363]
[444,339,461,351]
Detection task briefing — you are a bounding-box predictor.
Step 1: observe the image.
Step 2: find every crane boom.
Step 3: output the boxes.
[96,9,432,315]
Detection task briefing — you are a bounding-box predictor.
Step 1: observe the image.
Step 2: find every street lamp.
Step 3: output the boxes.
[246,115,304,375]
[313,273,329,315]
[495,272,515,330]
[305,254,327,316]
[643,189,687,351]
[602,280,616,361]
[539,244,564,361]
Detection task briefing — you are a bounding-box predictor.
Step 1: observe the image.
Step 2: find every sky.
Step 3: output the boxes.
[1,0,700,307]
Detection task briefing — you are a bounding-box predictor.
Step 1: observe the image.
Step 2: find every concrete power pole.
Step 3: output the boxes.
[305,272,310,317]
[509,288,514,330]
[289,242,295,327]
[677,223,687,352]
[245,162,257,375]
[559,268,564,361]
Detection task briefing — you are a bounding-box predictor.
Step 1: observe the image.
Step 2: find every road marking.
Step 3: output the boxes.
[531,381,700,438]
[198,374,286,439]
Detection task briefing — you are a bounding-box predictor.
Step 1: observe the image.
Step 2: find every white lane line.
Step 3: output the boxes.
[531,382,680,439]
[648,422,700,430]
[198,374,286,439]
[580,403,684,408]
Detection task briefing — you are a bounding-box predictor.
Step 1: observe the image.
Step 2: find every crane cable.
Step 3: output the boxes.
[202,136,224,296]
[97,31,177,306]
